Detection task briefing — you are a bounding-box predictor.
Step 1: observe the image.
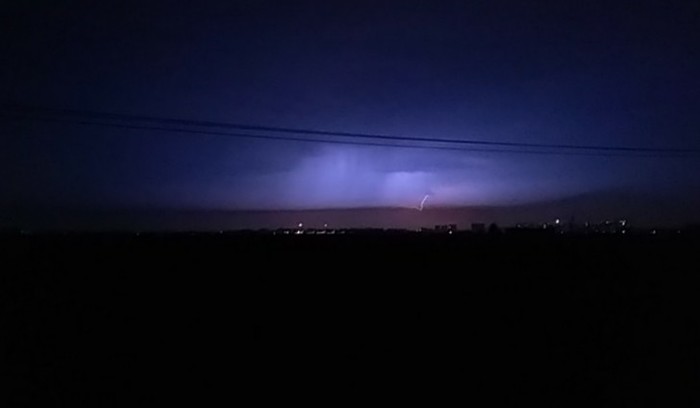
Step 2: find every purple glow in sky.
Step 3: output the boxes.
[2,0,700,228]
[147,143,618,210]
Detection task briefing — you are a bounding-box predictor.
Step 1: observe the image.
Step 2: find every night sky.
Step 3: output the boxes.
[2,1,700,228]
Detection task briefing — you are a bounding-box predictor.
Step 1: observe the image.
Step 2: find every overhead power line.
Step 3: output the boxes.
[1,112,697,159]
[1,104,699,157]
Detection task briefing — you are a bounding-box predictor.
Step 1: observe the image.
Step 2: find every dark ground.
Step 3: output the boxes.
[2,232,700,406]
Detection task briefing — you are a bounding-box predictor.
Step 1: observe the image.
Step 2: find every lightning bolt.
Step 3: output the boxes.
[417,194,430,211]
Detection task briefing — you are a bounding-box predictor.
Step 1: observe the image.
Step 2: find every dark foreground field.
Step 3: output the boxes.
[2,232,700,406]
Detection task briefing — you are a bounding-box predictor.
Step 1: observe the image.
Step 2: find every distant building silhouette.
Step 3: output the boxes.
[471,223,486,233]
[435,224,457,233]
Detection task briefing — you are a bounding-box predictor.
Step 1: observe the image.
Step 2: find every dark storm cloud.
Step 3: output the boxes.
[1,0,699,220]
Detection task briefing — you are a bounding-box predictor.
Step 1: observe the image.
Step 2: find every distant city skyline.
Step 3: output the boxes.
[3,189,699,231]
